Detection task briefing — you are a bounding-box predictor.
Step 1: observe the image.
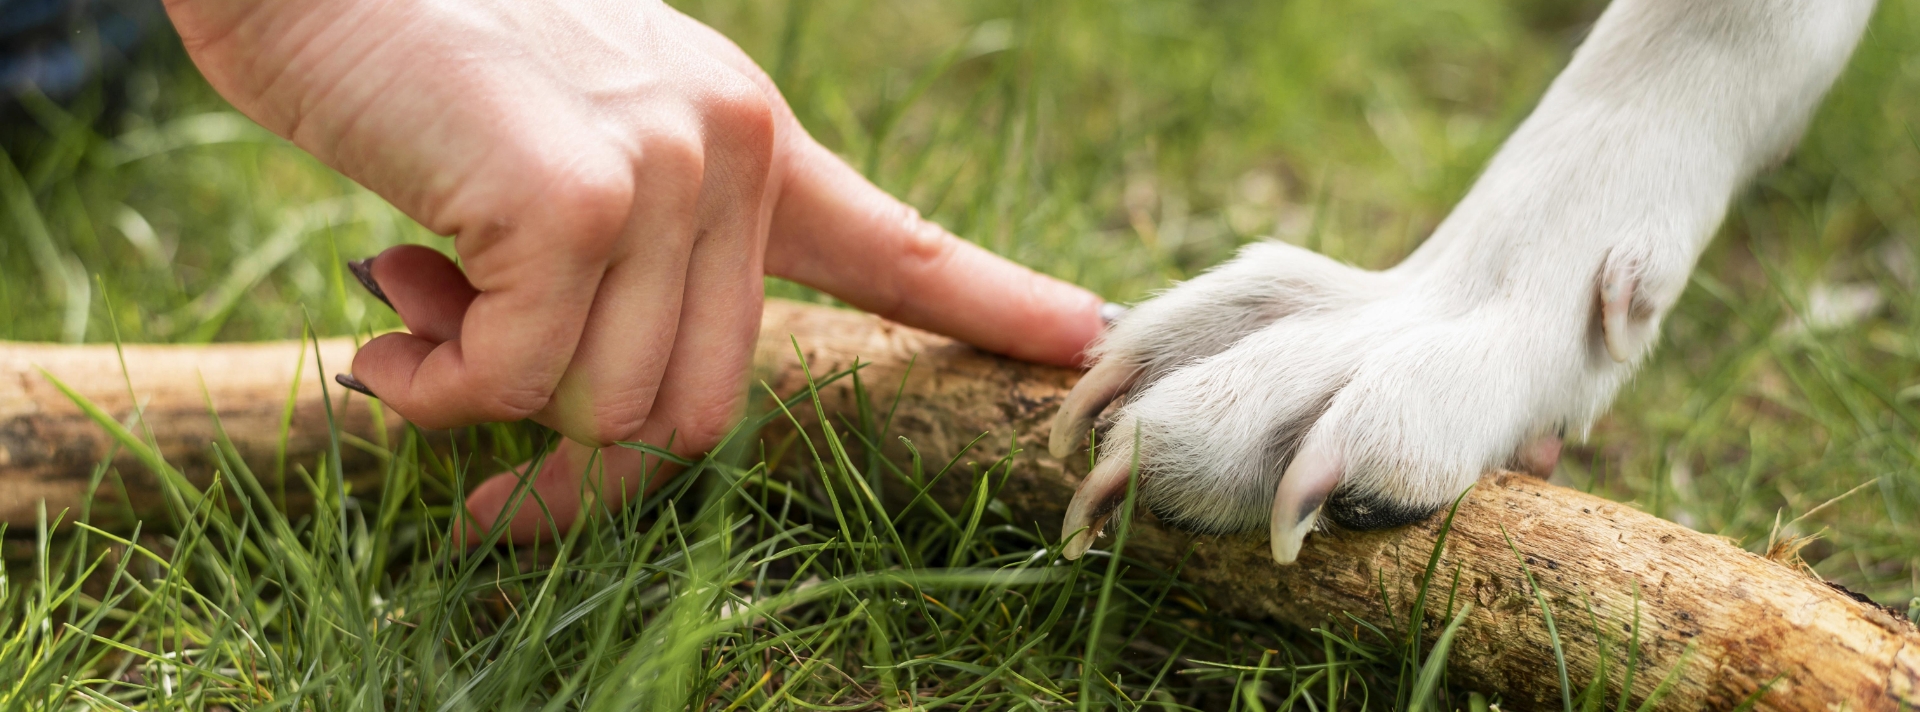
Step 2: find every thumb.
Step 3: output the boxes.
[765,138,1103,366]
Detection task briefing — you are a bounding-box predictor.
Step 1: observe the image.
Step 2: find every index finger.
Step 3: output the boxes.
[765,138,1105,367]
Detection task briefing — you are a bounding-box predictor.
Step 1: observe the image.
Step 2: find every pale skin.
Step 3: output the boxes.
[161,0,1105,543]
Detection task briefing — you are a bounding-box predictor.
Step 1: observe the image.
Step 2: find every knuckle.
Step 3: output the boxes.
[477,383,553,423]
[668,397,741,451]
[584,391,658,446]
[708,78,777,162]
[892,204,954,265]
[638,129,706,181]
[525,158,637,256]
[867,205,958,319]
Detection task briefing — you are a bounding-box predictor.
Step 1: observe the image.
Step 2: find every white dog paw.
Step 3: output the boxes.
[1048,241,1388,459]
[1053,241,1649,563]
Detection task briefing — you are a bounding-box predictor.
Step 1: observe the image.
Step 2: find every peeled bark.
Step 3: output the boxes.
[2,299,1916,710]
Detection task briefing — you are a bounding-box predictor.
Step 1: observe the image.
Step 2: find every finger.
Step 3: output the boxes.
[457,439,595,546]
[536,258,687,446]
[464,270,759,546]
[567,147,768,507]
[537,216,696,445]
[766,137,1103,367]
[462,236,697,545]
[1048,358,1142,458]
[1271,436,1344,565]
[459,440,683,545]
[469,132,769,544]
[623,202,766,459]
[1061,420,1139,560]
[348,166,629,430]
[361,244,479,344]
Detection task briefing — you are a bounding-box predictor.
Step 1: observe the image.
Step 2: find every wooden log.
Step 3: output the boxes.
[2,299,1916,710]
[0,336,400,524]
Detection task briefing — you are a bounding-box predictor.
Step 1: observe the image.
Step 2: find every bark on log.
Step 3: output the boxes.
[2,299,1916,711]
[0,335,399,524]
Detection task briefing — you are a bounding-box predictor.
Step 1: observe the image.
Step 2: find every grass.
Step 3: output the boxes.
[2,0,1919,706]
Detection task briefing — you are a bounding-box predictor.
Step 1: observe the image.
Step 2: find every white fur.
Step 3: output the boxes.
[1073,0,1879,540]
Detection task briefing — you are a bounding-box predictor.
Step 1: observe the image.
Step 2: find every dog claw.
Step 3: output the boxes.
[1049,359,1141,459]
[1270,438,1342,564]
[1600,252,1640,363]
[1062,513,1114,560]
[1061,432,1138,560]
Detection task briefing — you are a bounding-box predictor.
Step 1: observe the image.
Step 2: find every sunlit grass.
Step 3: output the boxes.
[4,340,1708,708]
[4,351,1530,709]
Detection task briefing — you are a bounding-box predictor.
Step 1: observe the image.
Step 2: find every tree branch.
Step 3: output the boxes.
[2,299,1915,710]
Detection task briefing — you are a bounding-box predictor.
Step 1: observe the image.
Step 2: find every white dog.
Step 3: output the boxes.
[1049,0,1881,563]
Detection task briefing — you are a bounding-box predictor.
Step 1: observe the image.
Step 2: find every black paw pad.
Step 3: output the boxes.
[1144,499,1246,536]
[1323,491,1439,531]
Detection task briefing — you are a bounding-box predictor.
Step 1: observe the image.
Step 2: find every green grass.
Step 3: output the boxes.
[2,0,1919,707]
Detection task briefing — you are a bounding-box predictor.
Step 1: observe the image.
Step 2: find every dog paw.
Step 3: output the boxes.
[1052,241,1651,563]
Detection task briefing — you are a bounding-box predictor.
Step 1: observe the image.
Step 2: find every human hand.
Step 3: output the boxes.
[163,0,1104,541]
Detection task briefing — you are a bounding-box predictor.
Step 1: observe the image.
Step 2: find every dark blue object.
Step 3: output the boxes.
[1,0,161,100]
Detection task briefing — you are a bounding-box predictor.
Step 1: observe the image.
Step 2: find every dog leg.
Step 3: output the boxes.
[1054,0,1878,561]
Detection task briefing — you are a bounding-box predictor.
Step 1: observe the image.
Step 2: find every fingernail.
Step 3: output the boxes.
[1098,302,1129,327]
[335,373,377,398]
[347,257,392,310]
